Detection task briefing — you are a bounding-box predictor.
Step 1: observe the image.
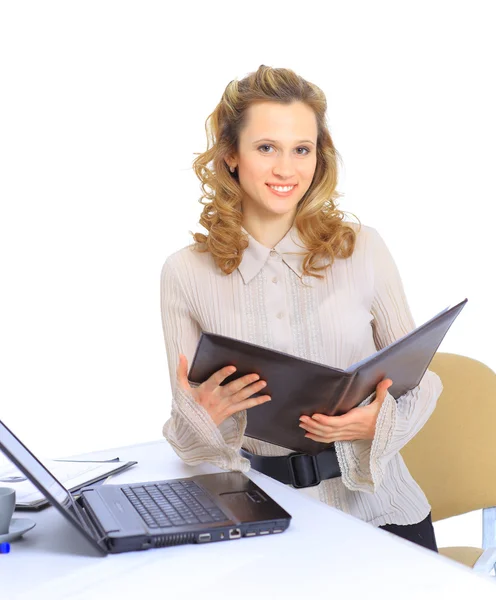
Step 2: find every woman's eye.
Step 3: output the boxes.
[258,145,311,155]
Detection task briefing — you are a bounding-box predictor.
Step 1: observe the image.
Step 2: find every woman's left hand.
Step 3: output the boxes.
[299,378,393,443]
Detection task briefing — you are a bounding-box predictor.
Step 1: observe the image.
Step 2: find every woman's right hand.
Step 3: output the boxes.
[176,353,272,427]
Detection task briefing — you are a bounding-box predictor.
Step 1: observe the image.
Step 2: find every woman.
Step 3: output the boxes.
[160,65,442,552]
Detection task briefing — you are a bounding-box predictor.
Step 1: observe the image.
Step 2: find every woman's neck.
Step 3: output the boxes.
[242,212,296,249]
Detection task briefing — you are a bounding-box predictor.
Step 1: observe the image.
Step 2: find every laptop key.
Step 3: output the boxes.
[194,494,218,510]
[198,514,215,524]
[208,509,228,521]
[156,519,172,528]
[125,480,229,529]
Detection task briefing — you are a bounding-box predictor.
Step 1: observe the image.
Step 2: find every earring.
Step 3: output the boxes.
[230,165,236,173]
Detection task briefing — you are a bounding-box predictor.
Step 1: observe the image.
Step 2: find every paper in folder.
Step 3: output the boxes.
[0,456,138,510]
[187,298,468,455]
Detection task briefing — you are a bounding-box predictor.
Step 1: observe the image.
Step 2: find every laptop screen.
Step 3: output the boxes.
[0,419,107,554]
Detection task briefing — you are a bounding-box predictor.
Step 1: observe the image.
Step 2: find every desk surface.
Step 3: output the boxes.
[1,439,495,600]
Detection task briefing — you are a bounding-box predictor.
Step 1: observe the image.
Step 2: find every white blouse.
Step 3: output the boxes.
[160,221,443,527]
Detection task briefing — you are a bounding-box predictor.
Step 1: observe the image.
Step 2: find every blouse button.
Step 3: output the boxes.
[272,276,278,284]
[270,250,277,257]
[276,311,284,319]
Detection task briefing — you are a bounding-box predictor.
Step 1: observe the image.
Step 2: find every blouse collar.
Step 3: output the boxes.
[237,224,308,285]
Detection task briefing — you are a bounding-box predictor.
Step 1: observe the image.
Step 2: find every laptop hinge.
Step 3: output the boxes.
[73,495,109,544]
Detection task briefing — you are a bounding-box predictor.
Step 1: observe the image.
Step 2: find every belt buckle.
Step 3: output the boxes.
[288,452,321,488]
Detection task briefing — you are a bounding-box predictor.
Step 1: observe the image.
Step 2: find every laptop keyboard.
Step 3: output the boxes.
[122,480,228,529]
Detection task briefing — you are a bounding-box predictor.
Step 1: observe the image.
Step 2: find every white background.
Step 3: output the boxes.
[0,1,494,550]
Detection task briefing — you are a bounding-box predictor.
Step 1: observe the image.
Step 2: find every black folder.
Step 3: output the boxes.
[188,298,468,454]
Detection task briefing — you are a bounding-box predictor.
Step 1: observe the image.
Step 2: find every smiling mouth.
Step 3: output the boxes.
[266,183,298,195]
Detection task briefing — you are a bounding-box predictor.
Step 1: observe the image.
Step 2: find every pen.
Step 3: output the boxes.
[53,457,121,463]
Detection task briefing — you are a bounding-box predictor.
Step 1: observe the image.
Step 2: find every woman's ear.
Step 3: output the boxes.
[224,157,235,171]
[224,151,238,171]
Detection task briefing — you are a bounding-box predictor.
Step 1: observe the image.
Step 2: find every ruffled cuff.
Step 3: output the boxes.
[334,389,397,494]
[162,380,250,472]
[219,408,247,448]
[173,383,226,449]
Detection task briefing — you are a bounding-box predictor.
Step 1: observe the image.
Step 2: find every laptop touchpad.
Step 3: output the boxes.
[218,490,270,520]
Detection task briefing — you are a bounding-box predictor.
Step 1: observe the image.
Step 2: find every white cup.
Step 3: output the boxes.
[0,487,16,534]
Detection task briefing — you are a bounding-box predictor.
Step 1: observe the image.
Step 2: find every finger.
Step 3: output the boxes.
[300,419,352,436]
[304,432,350,443]
[303,432,334,444]
[299,421,330,436]
[226,394,271,416]
[230,378,268,403]
[375,378,393,402]
[203,365,237,393]
[380,378,393,390]
[299,415,334,434]
[304,413,350,427]
[226,372,262,397]
[176,354,191,392]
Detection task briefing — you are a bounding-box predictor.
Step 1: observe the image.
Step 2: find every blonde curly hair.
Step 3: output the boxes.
[190,64,361,280]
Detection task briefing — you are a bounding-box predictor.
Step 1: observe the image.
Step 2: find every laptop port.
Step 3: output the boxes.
[245,531,257,537]
[229,528,241,539]
[198,533,211,543]
[273,529,283,533]
[259,530,270,535]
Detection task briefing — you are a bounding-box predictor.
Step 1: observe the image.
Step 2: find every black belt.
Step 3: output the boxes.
[240,446,341,489]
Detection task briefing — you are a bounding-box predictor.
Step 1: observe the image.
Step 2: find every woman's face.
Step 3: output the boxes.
[229,101,318,221]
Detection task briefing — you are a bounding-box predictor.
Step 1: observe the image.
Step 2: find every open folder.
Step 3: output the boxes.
[0,457,137,510]
[188,298,468,455]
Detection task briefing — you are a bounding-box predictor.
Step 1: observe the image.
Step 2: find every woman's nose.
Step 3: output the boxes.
[272,155,297,178]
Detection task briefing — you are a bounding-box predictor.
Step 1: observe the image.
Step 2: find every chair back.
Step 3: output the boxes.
[400,353,496,521]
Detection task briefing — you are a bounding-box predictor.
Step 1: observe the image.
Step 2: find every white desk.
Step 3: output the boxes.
[2,439,495,600]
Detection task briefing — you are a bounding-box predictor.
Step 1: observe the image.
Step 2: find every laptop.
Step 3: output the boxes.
[0,419,292,555]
